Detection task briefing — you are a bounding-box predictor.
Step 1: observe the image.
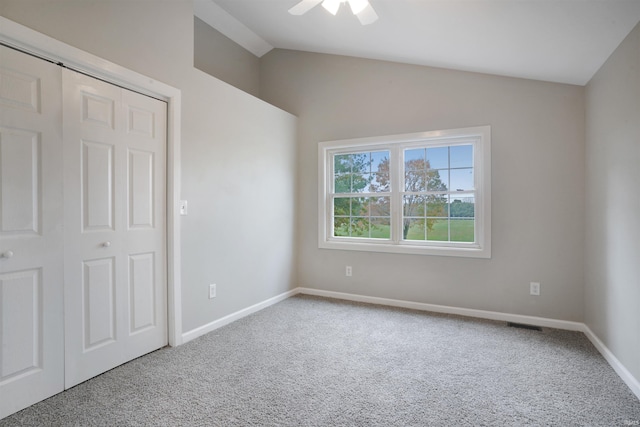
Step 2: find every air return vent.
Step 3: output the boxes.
[507,322,542,331]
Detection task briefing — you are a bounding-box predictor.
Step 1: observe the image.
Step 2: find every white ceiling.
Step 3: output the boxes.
[195,0,640,86]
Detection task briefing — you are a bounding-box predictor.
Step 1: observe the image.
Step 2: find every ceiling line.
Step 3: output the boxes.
[194,0,274,57]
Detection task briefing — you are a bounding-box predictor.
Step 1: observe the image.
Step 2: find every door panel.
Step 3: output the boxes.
[83,257,116,349]
[0,269,41,380]
[0,46,64,419]
[0,127,40,234]
[128,149,154,228]
[82,140,115,231]
[63,69,167,388]
[129,252,156,333]
[0,66,40,112]
[82,92,115,129]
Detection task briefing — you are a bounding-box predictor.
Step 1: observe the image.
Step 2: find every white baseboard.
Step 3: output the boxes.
[295,287,584,331]
[582,325,640,400]
[295,287,640,401]
[181,288,298,344]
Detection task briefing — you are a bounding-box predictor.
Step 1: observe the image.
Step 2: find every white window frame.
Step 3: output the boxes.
[318,126,491,258]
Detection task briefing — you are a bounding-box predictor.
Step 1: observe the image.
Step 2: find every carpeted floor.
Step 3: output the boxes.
[2,295,639,426]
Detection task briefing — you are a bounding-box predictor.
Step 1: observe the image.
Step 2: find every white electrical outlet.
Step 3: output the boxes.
[530,282,540,296]
[209,283,216,299]
[346,266,352,277]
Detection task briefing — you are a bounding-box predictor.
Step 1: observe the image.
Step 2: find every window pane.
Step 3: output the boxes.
[403,195,425,217]
[450,219,474,242]
[371,217,390,239]
[334,173,352,194]
[450,168,473,191]
[426,146,448,170]
[334,154,351,174]
[404,218,425,240]
[350,217,369,237]
[427,169,448,191]
[404,148,425,170]
[334,152,376,193]
[371,151,389,173]
[350,153,372,173]
[350,197,368,217]
[426,196,448,217]
[370,172,389,192]
[334,217,349,237]
[334,197,350,216]
[405,171,426,192]
[450,196,475,219]
[450,145,473,168]
[426,218,449,241]
[351,172,371,193]
[370,196,390,216]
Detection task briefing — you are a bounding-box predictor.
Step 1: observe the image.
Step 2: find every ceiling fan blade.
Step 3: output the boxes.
[356,3,378,25]
[288,0,323,15]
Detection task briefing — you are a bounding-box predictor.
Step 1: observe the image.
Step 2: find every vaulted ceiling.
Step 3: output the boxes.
[195,0,640,85]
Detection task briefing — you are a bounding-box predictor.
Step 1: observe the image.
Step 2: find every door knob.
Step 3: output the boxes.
[101,241,111,248]
[1,250,14,258]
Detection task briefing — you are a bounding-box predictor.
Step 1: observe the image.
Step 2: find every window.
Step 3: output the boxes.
[318,126,491,258]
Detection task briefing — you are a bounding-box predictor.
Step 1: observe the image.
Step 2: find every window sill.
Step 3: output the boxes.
[319,238,491,258]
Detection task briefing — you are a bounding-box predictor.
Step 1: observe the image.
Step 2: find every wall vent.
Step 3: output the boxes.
[507,322,542,331]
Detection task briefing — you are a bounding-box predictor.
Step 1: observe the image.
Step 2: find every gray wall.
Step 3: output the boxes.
[585,22,640,384]
[260,49,586,321]
[0,1,298,334]
[194,17,260,97]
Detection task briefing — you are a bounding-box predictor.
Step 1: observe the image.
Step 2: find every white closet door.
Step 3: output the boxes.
[0,46,64,418]
[63,69,167,388]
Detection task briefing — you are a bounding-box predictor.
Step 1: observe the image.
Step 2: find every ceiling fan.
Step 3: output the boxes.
[288,0,379,25]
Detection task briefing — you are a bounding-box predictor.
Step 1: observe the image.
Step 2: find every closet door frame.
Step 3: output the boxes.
[0,16,184,347]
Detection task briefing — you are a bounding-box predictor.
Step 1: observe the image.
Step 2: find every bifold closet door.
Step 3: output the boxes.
[0,45,65,418]
[62,69,168,388]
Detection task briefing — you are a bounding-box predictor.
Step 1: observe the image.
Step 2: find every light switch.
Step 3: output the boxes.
[180,200,188,216]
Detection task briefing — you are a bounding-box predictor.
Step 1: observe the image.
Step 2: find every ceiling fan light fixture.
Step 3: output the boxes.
[289,0,378,25]
[347,0,368,15]
[355,3,378,25]
[321,0,341,15]
[288,0,323,15]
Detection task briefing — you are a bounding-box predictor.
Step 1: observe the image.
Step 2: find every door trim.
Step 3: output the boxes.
[0,16,183,346]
